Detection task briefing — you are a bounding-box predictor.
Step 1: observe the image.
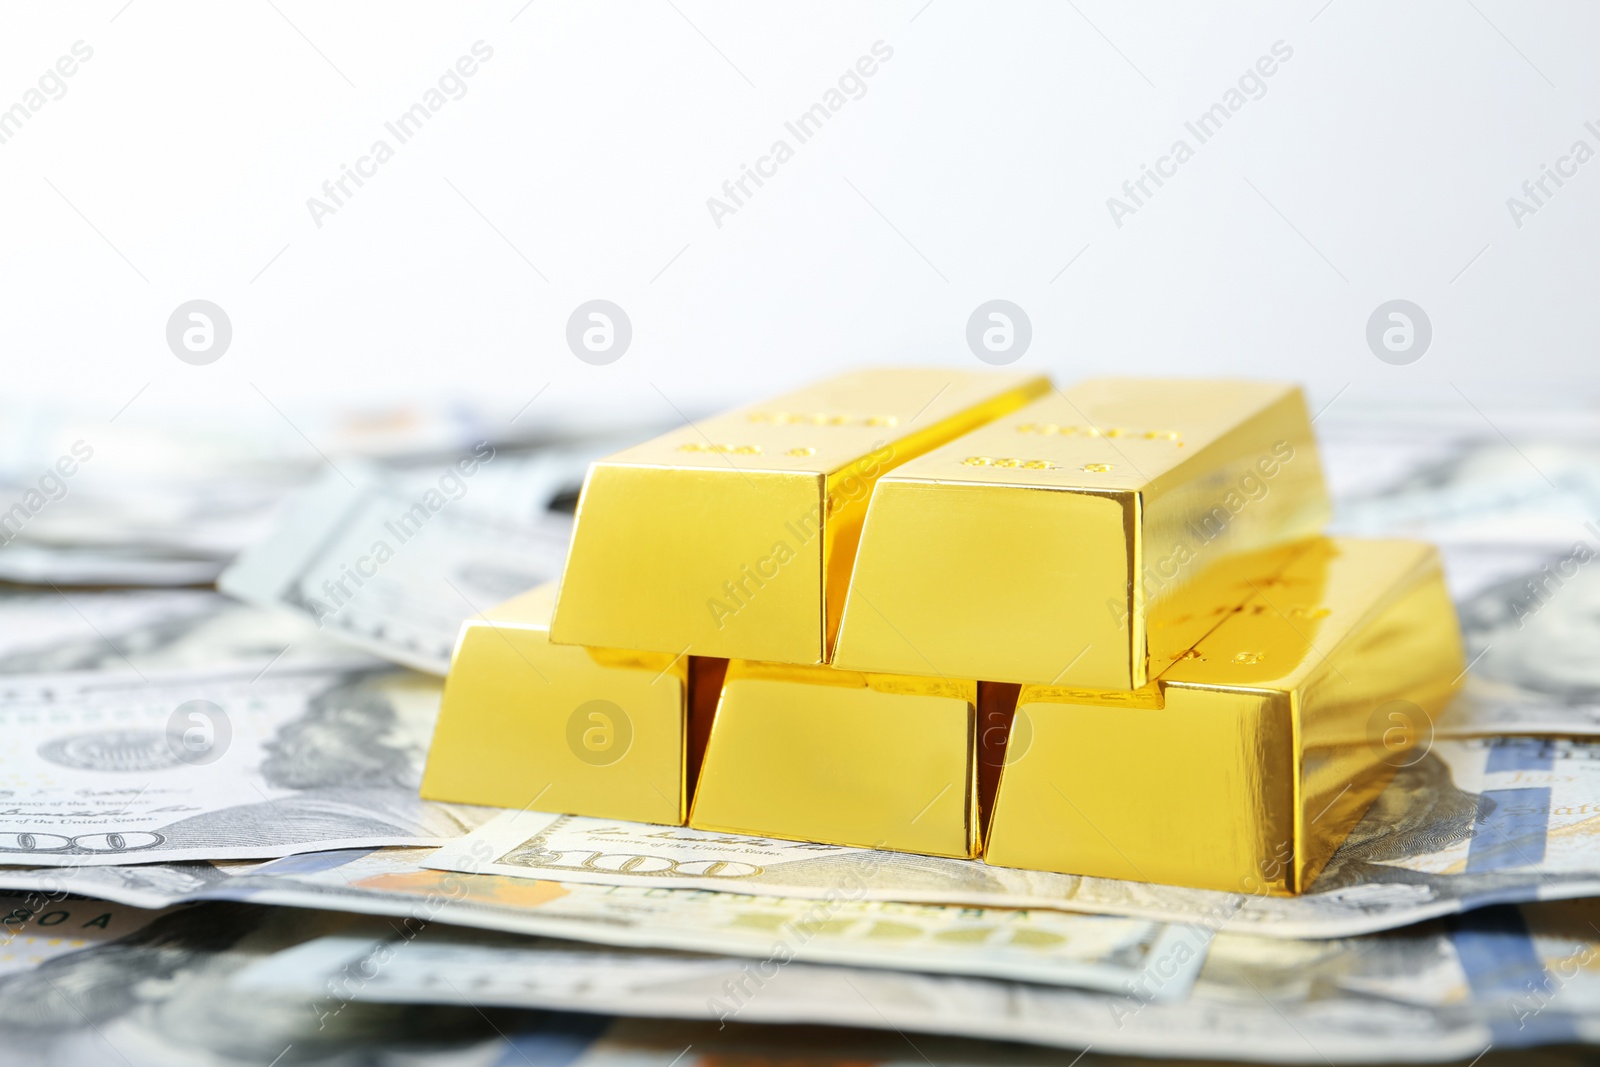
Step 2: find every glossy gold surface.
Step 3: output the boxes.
[688,661,984,857]
[421,582,709,825]
[549,368,1049,664]
[983,537,1465,894]
[831,379,1330,689]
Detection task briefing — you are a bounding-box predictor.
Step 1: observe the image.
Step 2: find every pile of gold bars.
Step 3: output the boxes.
[422,369,1465,895]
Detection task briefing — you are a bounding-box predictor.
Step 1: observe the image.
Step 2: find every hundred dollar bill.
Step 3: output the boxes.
[0,587,383,676]
[1321,433,1600,738]
[0,841,1208,994]
[235,898,1600,1063]
[219,461,575,675]
[0,664,478,865]
[1329,437,1600,554]
[0,872,1583,1066]
[0,897,1220,1067]
[1436,549,1600,738]
[424,736,1600,939]
[0,889,175,978]
[0,399,614,589]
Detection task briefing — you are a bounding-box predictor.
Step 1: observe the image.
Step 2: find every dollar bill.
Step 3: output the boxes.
[0,902,1196,1067]
[0,883,1585,1065]
[0,889,176,979]
[0,587,383,676]
[0,400,625,589]
[1440,685,1600,739]
[0,842,1209,994]
[1438,549,1600,738]
[1372,447,1600,740]
[234,898,1600,1063]
[1322,434,1600,739]
[0,664,478,865]
[1329,437,1600,554]
[422,736,1600,939]
[219,462,575,674]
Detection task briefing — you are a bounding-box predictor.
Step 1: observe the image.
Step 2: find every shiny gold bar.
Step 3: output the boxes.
[420,582,721,825]
[549,368,1049,665]
[831,378,1331,689]
[982,537,1465,894]
[688,662,988,857]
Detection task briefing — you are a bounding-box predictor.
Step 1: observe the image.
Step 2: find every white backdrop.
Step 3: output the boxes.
[3,1,1597,429]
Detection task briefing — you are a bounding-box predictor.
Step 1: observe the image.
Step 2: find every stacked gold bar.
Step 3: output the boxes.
[831,379,1330,688]
[982,536,1463,893]
[421,370,1466,893]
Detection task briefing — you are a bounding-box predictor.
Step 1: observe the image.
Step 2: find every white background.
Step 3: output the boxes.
[3,1,1597,431]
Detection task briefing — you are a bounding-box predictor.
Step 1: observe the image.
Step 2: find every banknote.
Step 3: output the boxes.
[235,898,1600,1063]
[0,664,477,865]
[0,399,622,588]
[1323,434,1600,738]
[0,875,1585,1066]
[0,900,1205,1067]
[219,462,575,674]
[0,587,383,676]
[0,842,1209,994]
[1328,437,1600,554]
[0,889,176,979]
[1441,684,1600,739]
[0,883,1581,1066]
[1344,440,1600,739]
[424,736,1600,939]
[1439,549,1600,737]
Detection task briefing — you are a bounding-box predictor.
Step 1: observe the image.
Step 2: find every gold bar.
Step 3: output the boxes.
[832,378,1331,689]
[549,368,1049,665]
[420,582,720,825]
[982,537,1465,894]
[688,662,985,857]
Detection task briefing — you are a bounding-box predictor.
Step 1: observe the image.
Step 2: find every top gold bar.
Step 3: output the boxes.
[549,368,1050,664]
[831,378,1331,689]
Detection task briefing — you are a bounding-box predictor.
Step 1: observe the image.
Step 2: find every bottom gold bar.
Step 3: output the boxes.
[983,537,1464,894]
[420,582,718,825]
[688,663,982,857]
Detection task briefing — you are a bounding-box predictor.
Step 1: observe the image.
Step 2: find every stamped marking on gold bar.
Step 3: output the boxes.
[677,443,763,455]
[962,456,1058,469]
[748,411,900,427]
[1017,422,1184,444]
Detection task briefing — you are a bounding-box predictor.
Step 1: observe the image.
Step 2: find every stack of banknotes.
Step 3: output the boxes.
[1,399,1598,1067]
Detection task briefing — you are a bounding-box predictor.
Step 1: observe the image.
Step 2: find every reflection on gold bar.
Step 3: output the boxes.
[983,538,1465,894]
[421,582,719,825]
[688,662,987,857]
[549,368,1050,665]
[832,379,1330,690]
